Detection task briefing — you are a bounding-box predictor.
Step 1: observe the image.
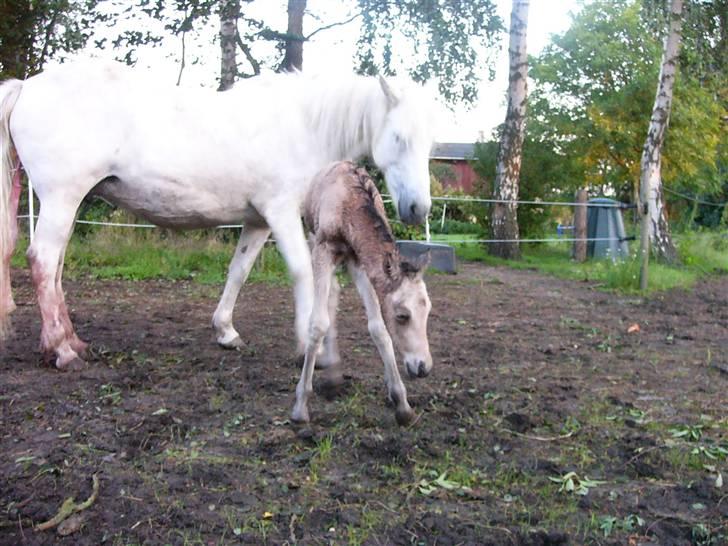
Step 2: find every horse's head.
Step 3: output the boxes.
[372,76,434,226]
[384,253,433,379]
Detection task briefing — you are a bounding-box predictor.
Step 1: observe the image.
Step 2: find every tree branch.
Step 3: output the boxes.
[235,33,260,77]
[305,12,362,41]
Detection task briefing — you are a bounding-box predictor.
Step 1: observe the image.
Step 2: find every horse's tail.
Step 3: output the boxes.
[0,79,24,340]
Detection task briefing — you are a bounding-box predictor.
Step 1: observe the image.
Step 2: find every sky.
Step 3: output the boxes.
[86,0,580,143]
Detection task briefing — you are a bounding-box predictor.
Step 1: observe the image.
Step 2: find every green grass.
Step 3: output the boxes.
[10,220,725,294]
[451,230,726,293]
[12,225,289,285]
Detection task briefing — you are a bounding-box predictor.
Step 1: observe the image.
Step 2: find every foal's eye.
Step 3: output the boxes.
[395,313,410,325]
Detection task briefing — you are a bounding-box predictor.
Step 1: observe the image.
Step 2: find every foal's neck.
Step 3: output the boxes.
[343,172,402,301]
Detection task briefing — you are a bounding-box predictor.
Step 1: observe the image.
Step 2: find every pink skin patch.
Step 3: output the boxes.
[28,249,84,370]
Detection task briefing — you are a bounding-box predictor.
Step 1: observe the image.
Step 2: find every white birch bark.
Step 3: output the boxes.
[490,0,529,260]
[218,0,240,91]
[639,0,683,263]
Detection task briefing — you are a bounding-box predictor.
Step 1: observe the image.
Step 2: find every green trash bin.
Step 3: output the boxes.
[586,198,629,260]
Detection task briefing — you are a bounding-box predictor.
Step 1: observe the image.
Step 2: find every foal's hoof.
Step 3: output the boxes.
[218,335,245,350]
[395,408,418,427]
[57,356,87,372]
[290,406,310,426]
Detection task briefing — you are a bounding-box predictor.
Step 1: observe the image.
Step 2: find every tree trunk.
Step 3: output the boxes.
[639,0,683,264]
[489,0,529,260]
[279,0,306,72]
[218,0,240,91]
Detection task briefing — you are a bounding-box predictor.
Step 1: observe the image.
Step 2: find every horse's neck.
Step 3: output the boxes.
[305,77,385,161]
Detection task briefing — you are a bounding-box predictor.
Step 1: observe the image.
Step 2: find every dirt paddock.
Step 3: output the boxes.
[1,262,726,545]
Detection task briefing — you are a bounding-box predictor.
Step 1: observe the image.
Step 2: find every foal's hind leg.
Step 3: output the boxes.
[213,225,271,349]
[291,244,336,424]
[28,197,85,370]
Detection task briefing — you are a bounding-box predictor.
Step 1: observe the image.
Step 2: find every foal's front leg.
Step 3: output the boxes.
[291,244,336,424]
[348,263,415,426]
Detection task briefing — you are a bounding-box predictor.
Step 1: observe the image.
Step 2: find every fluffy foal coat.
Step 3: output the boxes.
[292,161,432,426]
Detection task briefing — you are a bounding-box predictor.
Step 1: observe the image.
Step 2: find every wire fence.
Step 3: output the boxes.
[18,191,639,246]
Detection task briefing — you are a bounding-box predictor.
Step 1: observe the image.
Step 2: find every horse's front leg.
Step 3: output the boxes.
[28,196,85,370]
[213,225,271,349]
[265,208,313,355]
[348,263,415,426]
[291,244,336,424]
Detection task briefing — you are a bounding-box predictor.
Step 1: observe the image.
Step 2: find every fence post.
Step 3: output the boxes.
[574,189,588,262]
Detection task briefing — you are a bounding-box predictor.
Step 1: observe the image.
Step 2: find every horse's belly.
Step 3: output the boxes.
[93,177,252,229]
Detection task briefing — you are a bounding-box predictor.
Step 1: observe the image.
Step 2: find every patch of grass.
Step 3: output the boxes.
[450,230,727,293]
[12,227,289,284]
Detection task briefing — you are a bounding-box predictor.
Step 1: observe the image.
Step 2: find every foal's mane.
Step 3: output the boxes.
[352,167,395,246]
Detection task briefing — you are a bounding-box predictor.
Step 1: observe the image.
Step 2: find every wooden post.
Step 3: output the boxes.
[574,189,587,262]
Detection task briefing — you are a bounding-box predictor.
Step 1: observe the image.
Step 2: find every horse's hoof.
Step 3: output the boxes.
[71,339,89,359]
[57,356,87,372]
[395,408,418,427]
[290,406,310,425]
[218,335,245,350]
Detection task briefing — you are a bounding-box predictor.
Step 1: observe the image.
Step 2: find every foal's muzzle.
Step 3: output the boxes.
[406,359,430,379]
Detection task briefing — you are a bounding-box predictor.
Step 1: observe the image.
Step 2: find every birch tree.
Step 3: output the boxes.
[639,0,683,267]
[489,0,529,260]
[218,0,240,90]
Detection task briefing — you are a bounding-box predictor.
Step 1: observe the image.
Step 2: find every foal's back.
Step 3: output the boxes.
[304,161,395,258]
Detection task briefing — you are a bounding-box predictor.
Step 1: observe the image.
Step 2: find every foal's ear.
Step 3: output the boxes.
[400,251,431,278]
[378,75,399,108]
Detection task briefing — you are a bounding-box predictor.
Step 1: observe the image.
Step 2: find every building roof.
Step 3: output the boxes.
[430,142,476,161]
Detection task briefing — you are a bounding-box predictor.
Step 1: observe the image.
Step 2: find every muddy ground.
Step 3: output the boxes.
[1,262,727,545]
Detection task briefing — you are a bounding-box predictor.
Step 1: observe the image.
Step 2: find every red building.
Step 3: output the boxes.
[430,142,480,194]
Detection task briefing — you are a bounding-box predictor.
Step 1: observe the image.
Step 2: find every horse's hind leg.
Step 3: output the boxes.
[55,236,88,357]
[212,225,271,349]
[28,197,85,370]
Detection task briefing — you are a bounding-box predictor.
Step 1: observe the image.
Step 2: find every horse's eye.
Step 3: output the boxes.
[393,133,402,144]
[396,313,410,324]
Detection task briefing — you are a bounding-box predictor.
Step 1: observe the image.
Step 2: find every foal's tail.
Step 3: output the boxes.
[0,79,24,340]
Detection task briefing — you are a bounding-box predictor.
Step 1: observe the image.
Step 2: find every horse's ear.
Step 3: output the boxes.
[378,75,399,108]
[400,251,430,278]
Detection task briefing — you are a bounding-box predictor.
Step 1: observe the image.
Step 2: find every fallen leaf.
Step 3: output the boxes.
[627,324,640,334]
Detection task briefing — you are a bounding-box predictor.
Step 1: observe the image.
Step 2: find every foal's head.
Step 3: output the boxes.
[372,76,434,226]
[384,254,433,379]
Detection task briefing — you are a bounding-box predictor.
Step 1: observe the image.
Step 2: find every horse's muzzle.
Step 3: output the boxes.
[399,202,429,226]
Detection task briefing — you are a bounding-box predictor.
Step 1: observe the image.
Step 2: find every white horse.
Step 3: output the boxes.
[0,61,434,370]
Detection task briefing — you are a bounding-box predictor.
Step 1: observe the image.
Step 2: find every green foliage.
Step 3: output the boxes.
[0,0,102,79]
[356,0,503,104]
[528,0,726,220]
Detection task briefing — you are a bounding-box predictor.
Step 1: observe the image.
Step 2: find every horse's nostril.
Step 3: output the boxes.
[417,361,428,378]
[410,203,418,217]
